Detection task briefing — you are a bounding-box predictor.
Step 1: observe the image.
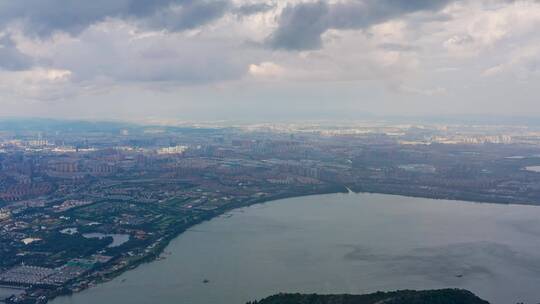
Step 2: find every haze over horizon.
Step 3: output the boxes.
[1,0,539,121]
[4,3,540,303]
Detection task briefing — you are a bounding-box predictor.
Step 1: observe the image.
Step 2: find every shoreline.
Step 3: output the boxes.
[45,184,540,303]
[47,184,348,303]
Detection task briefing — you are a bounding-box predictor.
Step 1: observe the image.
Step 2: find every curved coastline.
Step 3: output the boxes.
[47,184,348,302]
[49,184,540,303]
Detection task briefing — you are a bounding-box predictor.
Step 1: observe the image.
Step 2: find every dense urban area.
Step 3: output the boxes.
[2,118,540,303]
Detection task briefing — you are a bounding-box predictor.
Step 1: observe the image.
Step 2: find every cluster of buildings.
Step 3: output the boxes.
[0,256,111,288]
[1,121,540,303]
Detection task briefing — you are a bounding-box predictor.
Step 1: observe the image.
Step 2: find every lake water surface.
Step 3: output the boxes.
[82,233,130,248]
[52,193,540,304]
[0,287,24,299]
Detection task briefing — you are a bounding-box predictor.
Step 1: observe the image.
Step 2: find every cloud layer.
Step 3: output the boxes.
[1,0,540,121]
[0,0,233,37]
[267,0,454,50]
[0,34,33,70]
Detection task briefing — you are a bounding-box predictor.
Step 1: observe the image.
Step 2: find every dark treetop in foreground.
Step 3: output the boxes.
[247,289,489,304]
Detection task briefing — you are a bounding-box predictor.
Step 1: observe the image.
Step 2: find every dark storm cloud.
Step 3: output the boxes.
[0,35,33,71]
[235,3,276,16]
[124,0,183,17]
[267,1,329,50]
[145,1,230,31]
[0,0,228,37]
[268,0,456,50]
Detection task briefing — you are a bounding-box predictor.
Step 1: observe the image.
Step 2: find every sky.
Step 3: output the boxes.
[0,0,540,122]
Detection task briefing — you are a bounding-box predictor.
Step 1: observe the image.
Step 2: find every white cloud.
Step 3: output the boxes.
[0,68,76,102]
[248,61,285,78]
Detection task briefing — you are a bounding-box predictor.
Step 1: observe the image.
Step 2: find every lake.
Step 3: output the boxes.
[82,233,130,248]
[52,193,540,304]
[0,287,24,299]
